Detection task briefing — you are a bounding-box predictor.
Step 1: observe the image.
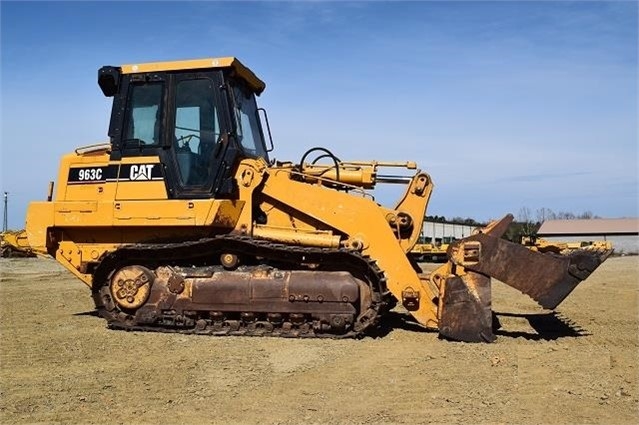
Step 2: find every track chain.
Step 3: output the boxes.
[92,235,389,338]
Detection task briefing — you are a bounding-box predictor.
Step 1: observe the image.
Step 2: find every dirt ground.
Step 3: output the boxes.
[0,256,637,425]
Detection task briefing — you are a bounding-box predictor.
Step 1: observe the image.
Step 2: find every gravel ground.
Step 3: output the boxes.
[0,256,637,424]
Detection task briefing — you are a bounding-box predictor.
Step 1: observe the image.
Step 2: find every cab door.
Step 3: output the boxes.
[164,72,240,199]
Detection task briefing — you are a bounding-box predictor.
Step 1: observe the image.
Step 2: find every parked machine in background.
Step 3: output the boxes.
[1,230,37,258]
[521,235,613,257]
[409,235,454,262]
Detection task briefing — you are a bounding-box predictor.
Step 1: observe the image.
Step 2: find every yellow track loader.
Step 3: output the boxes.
[25,57,609,342]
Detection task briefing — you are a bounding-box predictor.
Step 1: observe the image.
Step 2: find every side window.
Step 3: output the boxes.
[174,79,220,186]
[123,83,163,146]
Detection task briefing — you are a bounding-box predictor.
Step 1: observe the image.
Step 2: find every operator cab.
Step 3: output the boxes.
[98,57,269,199]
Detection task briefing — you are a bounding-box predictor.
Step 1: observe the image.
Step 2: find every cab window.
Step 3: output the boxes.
[123,83,163,147]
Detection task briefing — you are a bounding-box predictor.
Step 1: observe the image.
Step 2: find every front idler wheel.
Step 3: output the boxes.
[109,265,155,310]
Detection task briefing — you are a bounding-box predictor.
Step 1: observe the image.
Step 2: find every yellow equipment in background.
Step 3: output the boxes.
[1,229,38,258]
[25,57,610,342]
[521,235,613,256]
[409,236,454,263]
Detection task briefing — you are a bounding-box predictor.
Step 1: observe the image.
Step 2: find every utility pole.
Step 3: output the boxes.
[3,192,7,232]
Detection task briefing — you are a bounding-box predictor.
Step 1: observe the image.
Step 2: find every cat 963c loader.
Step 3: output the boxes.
[25,57,610,342]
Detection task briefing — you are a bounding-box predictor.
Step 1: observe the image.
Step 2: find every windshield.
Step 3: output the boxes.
[232,85,267,159]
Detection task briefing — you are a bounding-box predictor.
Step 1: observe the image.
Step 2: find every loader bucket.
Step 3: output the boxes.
[436,215,611,342]
[452,233,611,310]
[438,271,495,342]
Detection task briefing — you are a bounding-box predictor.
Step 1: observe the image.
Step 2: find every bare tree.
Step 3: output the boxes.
[557,211,576,220]
[521,206,598,225]
[518,206,536,235]
[578,210,594,219]
[535,207,555,223]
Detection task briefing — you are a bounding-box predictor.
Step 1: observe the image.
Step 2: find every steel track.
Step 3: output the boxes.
[91,235,390,338]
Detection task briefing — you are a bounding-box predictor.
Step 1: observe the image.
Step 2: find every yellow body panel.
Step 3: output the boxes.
[115,181,167,200]
[48,197,241,228]
[26,147,248,285]
[57,150,109,201]
[65,183,117,203]
[112,199,243,226]
[25,202,55,253]
[27,196,244,286]
[57,152,168,201]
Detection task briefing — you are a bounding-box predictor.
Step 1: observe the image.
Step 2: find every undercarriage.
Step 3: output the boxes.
[92,236,392,338]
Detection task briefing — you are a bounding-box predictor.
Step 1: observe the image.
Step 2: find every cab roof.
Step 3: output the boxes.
[120,57,266,95]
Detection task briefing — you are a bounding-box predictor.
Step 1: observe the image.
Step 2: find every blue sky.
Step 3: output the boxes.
[1,1,637,228]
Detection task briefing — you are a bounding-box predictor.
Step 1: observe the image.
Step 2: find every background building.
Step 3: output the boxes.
[421,220,478,243]
[537,218,639,255]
